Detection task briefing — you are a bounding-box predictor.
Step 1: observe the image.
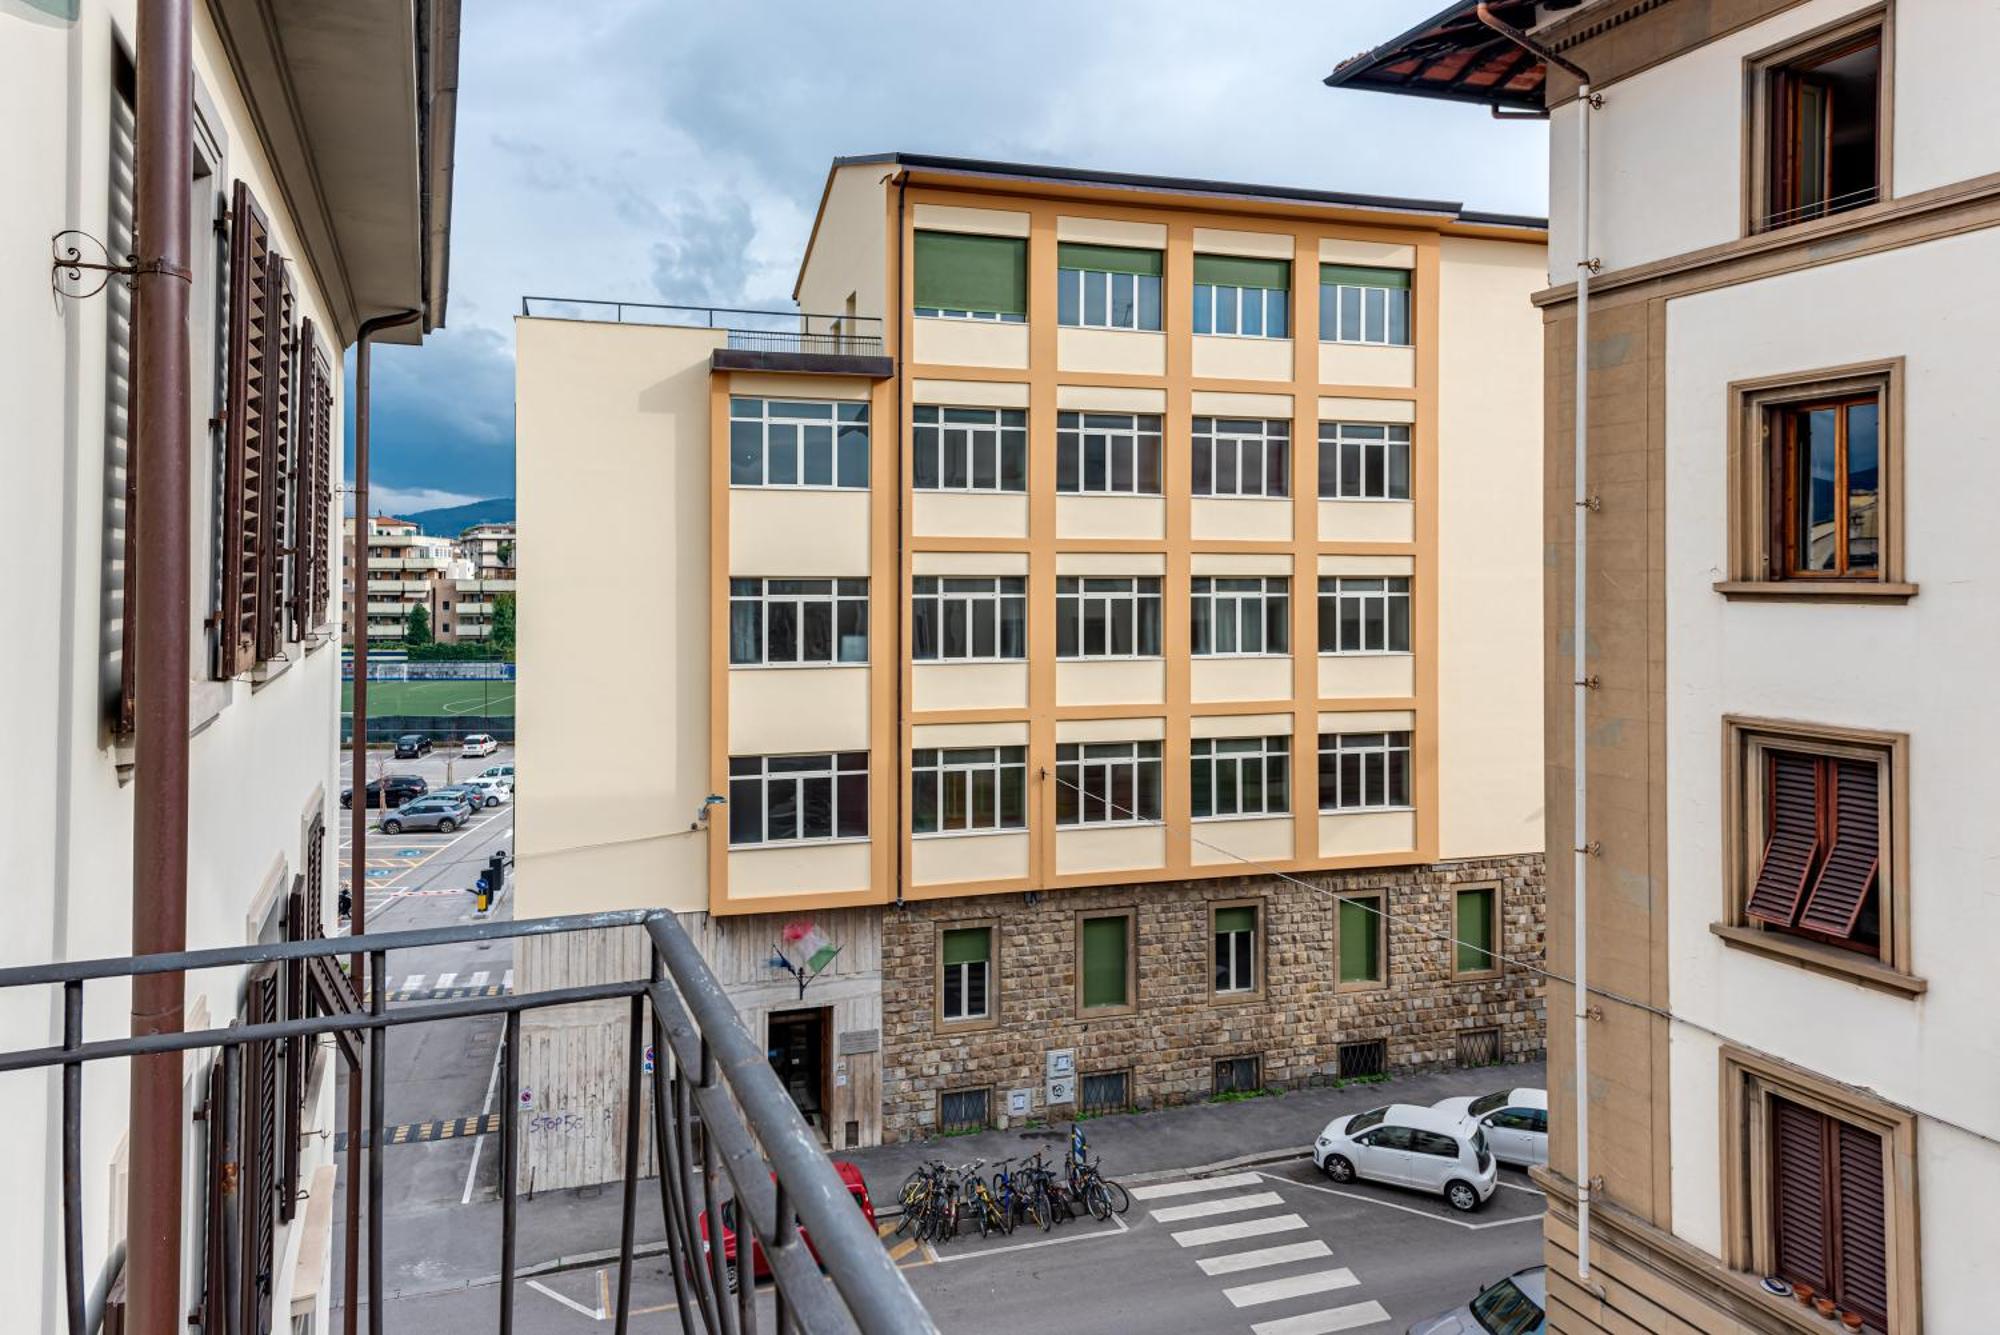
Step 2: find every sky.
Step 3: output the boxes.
[344,0,1549,516]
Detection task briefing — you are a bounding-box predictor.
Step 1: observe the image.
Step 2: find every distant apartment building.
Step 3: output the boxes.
[2,1,456,1329]
[1336,2,2000,1332]
[461,520,518,579]
[515,153,1548,1179]
[340,514,515,644]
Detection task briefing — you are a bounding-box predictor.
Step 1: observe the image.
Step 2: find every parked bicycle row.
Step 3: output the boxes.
[895,1125,1131,1245]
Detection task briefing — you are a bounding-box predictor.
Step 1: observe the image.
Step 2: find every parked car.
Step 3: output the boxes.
[378,795,472,835]
[461,776,511,808]
[430,785,489,811]
[476,763,514,785]
[393,733,434,759]
[1313,1103,1497,1212]
[1406,1265,1546,1334]
[460,733,499,757]
[696,1162,876,1288]
[1431,1088,1548,1169]
[340,775,428,809]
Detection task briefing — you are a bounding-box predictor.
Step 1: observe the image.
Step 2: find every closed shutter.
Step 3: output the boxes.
[1771,1096,1832,1293]
[105,75,138,735]
[1080,916,1128,1009]
[1057,243,1162,276]
[288,320,320,639]
[219,180,275,678]
[241,963,280,1333]
[1338,897,1379,983]
[1835,1121,1889,1327]
[258,263,296,662]
[1320,264,1411,290]
[279,880,306,1224]
[1799,760,1880,938]
[913,231,1026,315]
[304,811,325,939]
[307,344,334,631]
[199,1056,233,1333]
[1747,752,1824,925]
[1193,254,1291,289]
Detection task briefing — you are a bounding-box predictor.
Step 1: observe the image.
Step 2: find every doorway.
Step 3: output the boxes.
[766,1008,830,1141]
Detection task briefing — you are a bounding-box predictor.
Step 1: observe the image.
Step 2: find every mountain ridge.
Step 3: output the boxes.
[402,496,515,535]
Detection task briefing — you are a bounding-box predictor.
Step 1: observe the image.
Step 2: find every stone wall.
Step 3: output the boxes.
[880,854,1546,1142]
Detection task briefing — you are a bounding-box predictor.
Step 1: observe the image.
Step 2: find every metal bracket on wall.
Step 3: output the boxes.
[50,230,190,309]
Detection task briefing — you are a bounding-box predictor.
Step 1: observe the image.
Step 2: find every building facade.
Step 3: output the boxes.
[516,154,1548,1180]
[340,514,516,645]
[0,1,455,1329]
[1335,2,2000,1331]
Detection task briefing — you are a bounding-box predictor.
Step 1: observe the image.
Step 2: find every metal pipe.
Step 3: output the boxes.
[613,995,643,1333]
[61,981,84,1335]
[500,1009,520,1334]
[892,170,909,912]
[126,1,195,1329]
[367,950,387,1335]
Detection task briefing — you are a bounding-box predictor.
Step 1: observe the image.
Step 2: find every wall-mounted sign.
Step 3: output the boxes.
[1046,1076,1075,1106]
[1007,1089,1032,1117]
[837,1028,880,1056]
[1045,1048,1075,1079]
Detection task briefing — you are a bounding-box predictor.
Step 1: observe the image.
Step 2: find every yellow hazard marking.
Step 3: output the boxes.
[887,1238,919,1263]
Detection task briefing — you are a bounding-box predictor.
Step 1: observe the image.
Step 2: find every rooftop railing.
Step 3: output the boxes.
[519,297,885,357]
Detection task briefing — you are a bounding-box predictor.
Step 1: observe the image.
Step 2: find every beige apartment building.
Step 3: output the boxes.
[516,153,1548,1178]
[340,513,516,644]
[1336,2,2000,1331]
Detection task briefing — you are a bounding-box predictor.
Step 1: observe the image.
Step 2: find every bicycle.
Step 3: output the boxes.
[1066,1123,1131,1219]
[993,1156,1050,1233]
[957,1160,1011,1238]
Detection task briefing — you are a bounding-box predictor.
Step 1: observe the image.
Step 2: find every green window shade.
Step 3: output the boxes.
[1455,888,1496,973]
[1194,254,1291,290]
[1338,898,1380,982]
[1214,906,1256,936]
[914,231,1027,314]
[1081,916,1129,1008]
[1320,264,1411,290]
[1057,243,1163,277]
[941,926,990,966]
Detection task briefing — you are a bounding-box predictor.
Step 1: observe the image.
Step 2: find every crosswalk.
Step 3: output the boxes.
[384,969,514,1003]
[1132,1172,1391,1334]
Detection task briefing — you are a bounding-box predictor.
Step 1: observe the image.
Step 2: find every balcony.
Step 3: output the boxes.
[521,297,893,378]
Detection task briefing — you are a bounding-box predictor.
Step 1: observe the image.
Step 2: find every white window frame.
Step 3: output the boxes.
[1191,736,1292,819]
[940,927,992,1022]
[1055,576,1162,659]
[1056,411,1163,495]
[1192,417,1290,498]
[729,578,868,666]
[913,306,1025,323]
[1318,422,1412,500]
[1214,908,1258,994]
[1055,741,1164,826]
[912,405,1028,493]
[1317,731,1413,812]
[728,397,869,489]
[727,751,870,846]
[912,576,1026,662]
[1320,280,1411,346]
[1058,265,1163,331]
[1317,577,1411,655]
[912,746,1028,835]
[1193,283,1289,339]
[1191,576,1290,656]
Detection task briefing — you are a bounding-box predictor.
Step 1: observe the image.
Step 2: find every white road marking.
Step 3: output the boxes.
[1171,1214,1306,1248]
[1259,1171,1543,1232]
[502,969,514,991]
[1149,1192,1284,1223]
[1196,1240,1332,1276]
[924,1209,1130,1264]
[469,970,489,988]
[436,971,456,991]
[460,1029,508,1206]
[404,974,427,993]
[1128,1171,1265,1201]
[1250,1300,1391,1335]
[524,1278,603,1320]
[1224,1267,1359,1308]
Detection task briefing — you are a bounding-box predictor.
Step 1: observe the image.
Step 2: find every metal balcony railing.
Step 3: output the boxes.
[519,297,886,357]
[0,908,934,1335]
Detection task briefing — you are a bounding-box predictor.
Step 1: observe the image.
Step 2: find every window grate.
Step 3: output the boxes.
[1080,1071,1130,1116]
[1456,1028,1502,1069]
[1213,1056,1262,1096]
[938,1087,991,1135]
[1337,1039,1387,1080]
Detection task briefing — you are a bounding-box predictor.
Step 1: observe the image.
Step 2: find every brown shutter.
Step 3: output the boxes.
[1834,1121,1889,1327]
[199,1056,234,1333]
[1798,760,1881,939]
[305,810,326,939]
[1772,1096,1832,1293]
[289,320,320,640]
[219,181,274,678]
[279,880,307,1224]
[258,263,296,662]
[1747,752,1824,926]
[240,964,280,1332]
[309,345,335,632]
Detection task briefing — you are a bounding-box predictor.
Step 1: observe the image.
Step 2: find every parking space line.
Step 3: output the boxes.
[1249,1301,1391,1335]
[1195,1240,1332,1277]
[1256,1171,1544,1232]
[925,1210,1129,1265]
[1149,1191,1284,1223]
[1128,1171,1265,1201]
[1171,1213,1306,1248]
[1222,1266,1358,1308]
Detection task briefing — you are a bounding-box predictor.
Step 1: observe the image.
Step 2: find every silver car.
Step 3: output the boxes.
[379,796,472,834]
[1406,1265,1545,1334]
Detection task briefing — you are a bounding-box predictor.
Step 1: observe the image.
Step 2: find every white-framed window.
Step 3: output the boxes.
[729,578,868,665]
[1193,417,1290,498]
[1057,243,1163,331]
[1193,255,1290,339]
[1055,741,1163,825]
[939,926,992,1022]
[1213,905,1259,994]
[912,406,1027,492]
[1319,265,1411,346]
[1317,577,1411,654]
[728,398,869,488]
[1191,577,1290,655]
[1055,576,1161,658]
[1191,736,1291,818]
[912,576,1026,661]
[912,746,1027,833]
[1317,731,1413,811]
[1318,422,1411,500]
[727,752,869,845]
[1057,412,1163,495]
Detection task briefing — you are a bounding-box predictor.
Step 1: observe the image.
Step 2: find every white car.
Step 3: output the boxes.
[460,733,499,758]
[460,776,512,808]
[1431,1087,1548,1169]
[1312,1103,1498,1212]
[476,763,514,786]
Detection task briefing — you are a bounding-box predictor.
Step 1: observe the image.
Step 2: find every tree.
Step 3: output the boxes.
[404,603,433,646]
[496,540,514,569]
[490,592,516,661]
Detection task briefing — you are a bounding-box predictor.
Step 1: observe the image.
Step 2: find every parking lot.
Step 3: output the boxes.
[338,740,515,917]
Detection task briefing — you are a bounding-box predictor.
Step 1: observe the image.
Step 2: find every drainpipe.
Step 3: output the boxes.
[345,307,419,1335]
[891,171,908,912]
[126,1,194,1330]
[1475,2,1600,1285]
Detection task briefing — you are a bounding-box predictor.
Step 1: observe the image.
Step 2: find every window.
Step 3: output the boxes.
[1318,577,1411,654]
[1767,1098,1889,1329]
[1191,577,1289,656]
[1318,732,1412,811]
[912,576,1026,661]
[1319,265,1412,345]
[1057,412,1162,495]
[1078,912,1134,1012]
[1055,742,1162,825]
[1055,576,1161,658]
[1337,1039,1387,1079]
[726,752,868,846]
[1213,1056,1262,1095]
[939,926,991,1023]
[1453,885,1500,977]
[729,578,868,665]
[1079,1071,1130,1116]
[913,231,1026,321]
[938,1087,992,1133]
[1336,893,1385,988]
[912,406,1027,492]
[1319,422,1411,500]
[1456,1028,1502,1069]
[1192,255,1289,338]
[1190,736,1290,819]
[1192,418,1289,498]
[1754,24,1883,233]
[1212,905,1259,996]
[729,398,869,489]
[1057,243,1162,331]
[912,747,1027,834]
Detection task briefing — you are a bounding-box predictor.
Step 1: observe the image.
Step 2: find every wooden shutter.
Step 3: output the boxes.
[1835,1121,1890,1327]
[308,343,335,632]
[106,75,140,735]
[1771,1097,1832,1293]
[240,963,280,1333]
[304,810,326,939]
[289,320,320,639]
[279,880,307,1224]
[258,263,296,662]
[1799,760,1881,939]
[219,181,274,678]
[1747,752,1824,925]
[199,1056,234,1333]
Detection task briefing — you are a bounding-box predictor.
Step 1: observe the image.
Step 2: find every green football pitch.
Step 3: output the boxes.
[341,680,516,717]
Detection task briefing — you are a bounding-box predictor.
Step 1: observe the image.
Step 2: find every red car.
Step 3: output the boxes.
[698,1162,876,1284]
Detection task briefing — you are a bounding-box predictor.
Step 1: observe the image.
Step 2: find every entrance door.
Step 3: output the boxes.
[766,1009,829,1139]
